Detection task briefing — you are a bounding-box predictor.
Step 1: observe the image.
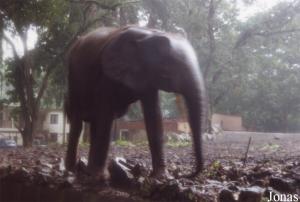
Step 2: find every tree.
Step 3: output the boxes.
[0,0,134,146]
[215,0,300,131]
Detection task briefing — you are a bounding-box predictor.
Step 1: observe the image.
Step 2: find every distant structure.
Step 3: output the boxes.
[0,105,20,144]
[41,109,70,144]
[0,105,70,145]
[113,118,190,142]
[211,113,245,131]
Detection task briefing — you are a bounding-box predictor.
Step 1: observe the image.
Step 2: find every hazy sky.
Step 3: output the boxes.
[238,0,290,21]
[1,0,291,59]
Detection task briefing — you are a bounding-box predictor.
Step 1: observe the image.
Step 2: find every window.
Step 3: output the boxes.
[50,114,59,124]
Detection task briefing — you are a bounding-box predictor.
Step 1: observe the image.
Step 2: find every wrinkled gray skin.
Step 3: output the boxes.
[65,26,206,180]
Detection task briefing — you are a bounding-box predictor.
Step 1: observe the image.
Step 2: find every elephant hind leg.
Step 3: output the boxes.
[66,114,83,171]
[141,90,167,178]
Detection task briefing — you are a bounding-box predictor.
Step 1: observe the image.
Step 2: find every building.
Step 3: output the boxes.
[42,109,70,144]
[0,105,70,145]
[211,113,245,131]
[113,118,190,142]
[0,105,21,144]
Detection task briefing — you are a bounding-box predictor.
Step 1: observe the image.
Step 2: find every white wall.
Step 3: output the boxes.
[43,111,70,143]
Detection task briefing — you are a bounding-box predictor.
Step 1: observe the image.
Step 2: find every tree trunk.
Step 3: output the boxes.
[21,115,37,147]
[203,0,216,78]
[0,28,3,97]
[14,53,38,147]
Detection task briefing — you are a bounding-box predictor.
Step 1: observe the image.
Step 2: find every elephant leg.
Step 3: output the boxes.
[65,115,83,171]
[87,103,114,181]
[141,90,166,177]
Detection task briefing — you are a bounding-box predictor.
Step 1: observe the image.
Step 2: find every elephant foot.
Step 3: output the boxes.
[75,166,110,188]
[95,168,111,182]
[151,168,174,180]
[87,166,111,181]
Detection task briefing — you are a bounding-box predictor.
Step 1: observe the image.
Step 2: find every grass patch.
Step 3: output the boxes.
[260,143,280,152]
[134,141,149,147]
[79,142,90,148]
[166,140,191,147]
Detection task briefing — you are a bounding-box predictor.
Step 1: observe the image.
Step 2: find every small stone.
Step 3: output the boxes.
[108,157,134,187]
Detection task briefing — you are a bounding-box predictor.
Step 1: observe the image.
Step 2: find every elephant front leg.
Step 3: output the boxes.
[66,115,82,171]
[87,108,114,181]
[141,90,167,178]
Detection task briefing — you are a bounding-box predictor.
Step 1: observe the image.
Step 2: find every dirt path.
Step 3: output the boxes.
[206,131,300,160]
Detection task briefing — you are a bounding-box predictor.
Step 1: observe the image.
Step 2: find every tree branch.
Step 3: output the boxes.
[203,0,216,78]
[234,27,300,49]
[71,0,140,10]
[255,28,300,37]
[234,1,300,49]
[2,33,20,60]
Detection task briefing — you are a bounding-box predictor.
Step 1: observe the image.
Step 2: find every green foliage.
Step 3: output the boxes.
[0,0,134,146]
[214,2,300,132]
[260,143,280,152]
[166,140,191,148]
[205,160,224,179]
[160,92,179,118]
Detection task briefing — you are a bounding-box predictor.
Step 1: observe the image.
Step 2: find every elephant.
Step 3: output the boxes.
[65,26,207,180]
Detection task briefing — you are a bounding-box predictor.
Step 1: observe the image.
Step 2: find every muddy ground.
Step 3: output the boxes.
[208,131,300,160]
[1,131,300,201]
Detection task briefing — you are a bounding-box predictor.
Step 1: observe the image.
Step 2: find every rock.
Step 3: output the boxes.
[269,177,296,193]
[108,157,134,187]
[290,166,300,183]
[226,182,239,192]
[219,189,236,202]
[131,162,147,177]
[139,177,155,197]
[238,186,264,202]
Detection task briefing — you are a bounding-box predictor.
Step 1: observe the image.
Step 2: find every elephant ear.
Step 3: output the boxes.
[101,28,171,92]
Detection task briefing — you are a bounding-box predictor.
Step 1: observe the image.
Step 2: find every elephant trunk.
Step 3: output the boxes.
[182,77,207,176]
